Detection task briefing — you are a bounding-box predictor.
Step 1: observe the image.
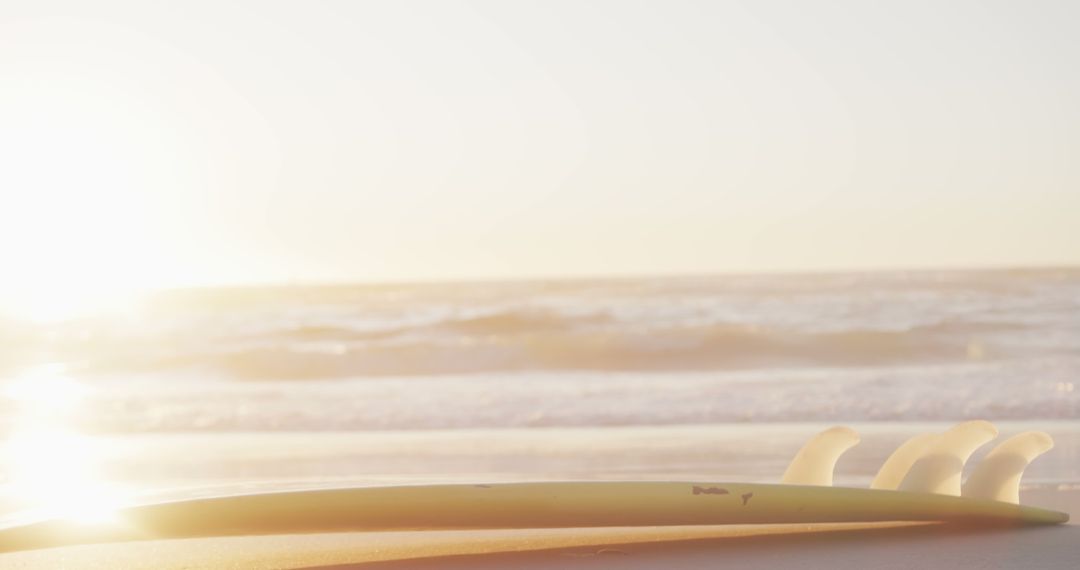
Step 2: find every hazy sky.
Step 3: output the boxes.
[1,0,1078,292]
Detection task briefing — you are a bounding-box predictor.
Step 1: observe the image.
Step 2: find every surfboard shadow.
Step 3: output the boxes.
[295,522,1076,570]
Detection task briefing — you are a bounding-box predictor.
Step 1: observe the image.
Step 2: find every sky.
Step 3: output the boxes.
[1,0,1078,298]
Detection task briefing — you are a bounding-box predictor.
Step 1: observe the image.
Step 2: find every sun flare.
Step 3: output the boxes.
[2,365,129,524]
[0,55,187,324]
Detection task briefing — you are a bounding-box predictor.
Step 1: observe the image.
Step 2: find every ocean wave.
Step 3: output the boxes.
[2,269,1077,380]
[0,308,1056,380]
[192,320,996,379]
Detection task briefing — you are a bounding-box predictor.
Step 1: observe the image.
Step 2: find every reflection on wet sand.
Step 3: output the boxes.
[2,364,128,523]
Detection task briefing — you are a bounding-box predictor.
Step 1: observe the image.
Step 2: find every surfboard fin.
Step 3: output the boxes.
[871,433,940,490]
[962,431,1054,504]
[781,426,860,486]
[898,420,998,495]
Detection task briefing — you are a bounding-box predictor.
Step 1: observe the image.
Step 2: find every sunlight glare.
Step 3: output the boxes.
[2,365,129,524]
[6,428,126,524]
[4,363,86,415]
[0,70,173,325]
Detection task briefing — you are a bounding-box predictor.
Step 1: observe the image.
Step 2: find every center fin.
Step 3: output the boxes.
[898,420,997,496]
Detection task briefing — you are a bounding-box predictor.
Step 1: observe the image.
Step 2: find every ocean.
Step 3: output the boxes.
[1,268,1078,518]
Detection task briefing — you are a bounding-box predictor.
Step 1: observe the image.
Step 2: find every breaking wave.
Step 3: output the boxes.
[1,268,1076,381]
[7,309,1049,380]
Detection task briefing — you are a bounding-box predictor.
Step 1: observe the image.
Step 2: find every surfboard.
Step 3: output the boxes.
[0,421,1068,553]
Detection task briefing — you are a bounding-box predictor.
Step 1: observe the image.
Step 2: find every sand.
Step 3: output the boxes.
[0,487,1074,569]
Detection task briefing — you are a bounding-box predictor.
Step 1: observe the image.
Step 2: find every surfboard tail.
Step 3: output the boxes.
[790,421,1056,505]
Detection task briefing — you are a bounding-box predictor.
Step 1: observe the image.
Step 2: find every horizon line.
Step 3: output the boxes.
[147,262,1080,295]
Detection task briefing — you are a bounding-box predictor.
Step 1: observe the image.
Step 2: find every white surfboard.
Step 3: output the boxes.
[0,421,1067,553]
